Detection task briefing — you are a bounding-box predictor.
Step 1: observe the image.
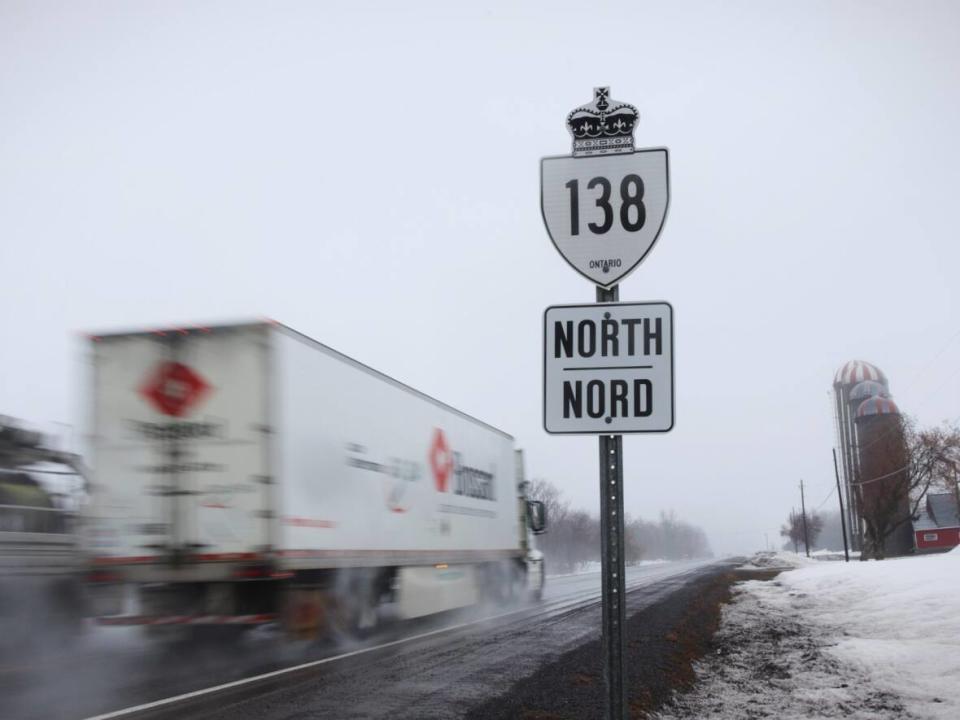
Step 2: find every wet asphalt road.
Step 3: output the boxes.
[209,562,727,720]
[1,560,722,720]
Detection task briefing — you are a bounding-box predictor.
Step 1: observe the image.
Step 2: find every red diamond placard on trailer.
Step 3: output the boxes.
[429,428,453,493]
[140,361,211,417]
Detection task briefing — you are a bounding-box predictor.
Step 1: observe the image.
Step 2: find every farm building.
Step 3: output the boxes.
[912,492,960,553]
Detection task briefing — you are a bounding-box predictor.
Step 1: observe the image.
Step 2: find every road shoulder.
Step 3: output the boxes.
[657,551,960,720]
[465,564,759,720]
[654,571,916,720]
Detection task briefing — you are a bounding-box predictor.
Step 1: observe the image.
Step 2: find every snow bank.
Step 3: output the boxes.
[657,552,960,719]
[774,551,960,719]
[656,580,914,720]
[810,548,860,561]
[738,550,818,570]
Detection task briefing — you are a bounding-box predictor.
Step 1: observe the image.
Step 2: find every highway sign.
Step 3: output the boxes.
[541,151,669,287]
[541,87,674,720]
[543,301,674,434]
[540,88,670,288]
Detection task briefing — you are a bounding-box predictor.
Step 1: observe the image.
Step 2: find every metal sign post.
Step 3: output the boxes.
[540,87,673,720]
[597,283,626,719]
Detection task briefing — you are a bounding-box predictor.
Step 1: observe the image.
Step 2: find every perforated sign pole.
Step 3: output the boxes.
[542,87,672,720]
[596,283,626,720]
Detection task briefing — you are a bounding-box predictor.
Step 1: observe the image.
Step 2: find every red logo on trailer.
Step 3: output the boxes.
[140,362,211,417]
[429,428,453,493]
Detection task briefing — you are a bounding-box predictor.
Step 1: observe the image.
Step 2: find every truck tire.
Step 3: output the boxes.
[331,568,381,639]
[483,561,524,604]
[509,560,527,602]
[533,559,545,602]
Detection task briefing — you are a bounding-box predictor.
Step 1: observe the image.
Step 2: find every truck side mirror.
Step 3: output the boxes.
[527,500,547,534]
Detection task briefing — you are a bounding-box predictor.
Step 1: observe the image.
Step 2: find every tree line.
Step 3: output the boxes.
[527,478,713,574]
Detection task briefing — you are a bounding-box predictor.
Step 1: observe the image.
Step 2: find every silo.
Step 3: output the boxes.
[854,396,912,557]
[848,380,893,514]
[833,360,888,551]
[849,380,890,401]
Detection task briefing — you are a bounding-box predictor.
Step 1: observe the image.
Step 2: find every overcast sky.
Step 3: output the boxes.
[2,1,958,554]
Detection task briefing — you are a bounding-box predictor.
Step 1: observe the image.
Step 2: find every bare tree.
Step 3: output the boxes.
[780,509,823,553]
[526,479,712,570]
[857,417,960,559]
[624,515,645,565]
[628,510,711,560]
[781,509,800,553]
[527,478,596,573]
[780,509,821,553]
[527,477,569,528]
[806,512,824,550]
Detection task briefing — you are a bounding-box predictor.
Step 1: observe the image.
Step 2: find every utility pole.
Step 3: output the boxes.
[790,508,798,554]
[832,449,850,562]
[799,479,811,557]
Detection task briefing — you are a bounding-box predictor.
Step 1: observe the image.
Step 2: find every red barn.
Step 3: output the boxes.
[912,492,960,553]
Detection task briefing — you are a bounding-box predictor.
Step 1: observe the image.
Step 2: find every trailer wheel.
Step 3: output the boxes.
[508,560,527,602]
[532,559,545,602]
[484,561,524,604]
[354,593,379,636]
[331,569,381,639]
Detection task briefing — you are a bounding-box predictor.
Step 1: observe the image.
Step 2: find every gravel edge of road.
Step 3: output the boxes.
[464,565,780,720]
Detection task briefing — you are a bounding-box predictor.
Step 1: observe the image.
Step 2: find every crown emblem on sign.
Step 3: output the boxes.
[566,87,638,157]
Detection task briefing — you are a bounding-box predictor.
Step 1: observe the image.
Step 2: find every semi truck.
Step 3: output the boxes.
[84,321,545,636]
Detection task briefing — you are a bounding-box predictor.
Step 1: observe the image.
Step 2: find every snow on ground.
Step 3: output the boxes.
[810,548,860,561]
[737,550,819,570]
[547,559,669,578]
[778,551,960,718]
[658,551,960,720]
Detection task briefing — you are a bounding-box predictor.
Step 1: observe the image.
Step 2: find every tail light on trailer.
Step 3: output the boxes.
[231,566,294,580]
[87,570,122,584]
[232,566,269,579]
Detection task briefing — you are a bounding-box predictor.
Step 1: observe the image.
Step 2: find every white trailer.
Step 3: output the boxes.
[84,322,545,634]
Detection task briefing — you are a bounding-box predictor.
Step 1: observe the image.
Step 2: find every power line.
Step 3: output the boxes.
[814,486,835,511]
[851,448,959,487]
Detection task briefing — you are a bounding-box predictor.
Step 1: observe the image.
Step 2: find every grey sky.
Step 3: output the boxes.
[2,1,958,554]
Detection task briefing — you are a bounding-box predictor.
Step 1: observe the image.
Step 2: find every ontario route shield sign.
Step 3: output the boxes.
[540,87,670,288]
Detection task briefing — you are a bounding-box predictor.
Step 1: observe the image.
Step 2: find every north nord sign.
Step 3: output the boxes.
[543,302,674,434]
[541,88,669,288]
